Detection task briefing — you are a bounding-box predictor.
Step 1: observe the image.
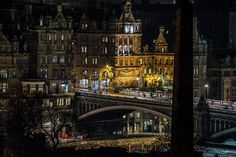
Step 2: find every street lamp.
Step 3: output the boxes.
[205,84,208,99]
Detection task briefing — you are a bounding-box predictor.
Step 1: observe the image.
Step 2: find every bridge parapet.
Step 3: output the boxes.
[76,92,172,106]
[75,92,172,120]
[76,92,236,113]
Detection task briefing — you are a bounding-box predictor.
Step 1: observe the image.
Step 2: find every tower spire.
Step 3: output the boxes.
[155,26,168,52]
[119,0,135,22]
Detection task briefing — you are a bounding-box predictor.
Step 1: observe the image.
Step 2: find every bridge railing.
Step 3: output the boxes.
[76,91,236,112]
[75,91,172,107]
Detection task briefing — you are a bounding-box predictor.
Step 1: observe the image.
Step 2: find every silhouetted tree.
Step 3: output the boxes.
[39,101,74,151]
[6,96,49,157]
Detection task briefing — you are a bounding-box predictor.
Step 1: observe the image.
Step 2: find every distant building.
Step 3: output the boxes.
[193,17,208,98]
[208,48,236,101]
[0,23,29,95]
[25,5,74,95]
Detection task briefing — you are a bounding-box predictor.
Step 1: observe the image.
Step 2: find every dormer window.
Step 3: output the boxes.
[48,34,51,41]
[102,37,108,43]
[124,24,135,34]
[81,46,87,53]
[125,25,129,33]
[40,19,43,26]
[130,25,134,33]
[0,70,8,79]
[82,23,88,30]
[161,48,165,53]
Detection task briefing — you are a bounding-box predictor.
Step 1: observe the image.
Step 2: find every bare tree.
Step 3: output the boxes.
[6,96,46,157]
[39,103,73,150]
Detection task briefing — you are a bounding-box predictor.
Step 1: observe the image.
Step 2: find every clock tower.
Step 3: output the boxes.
[113,0,142,88]
[115,0,142,56]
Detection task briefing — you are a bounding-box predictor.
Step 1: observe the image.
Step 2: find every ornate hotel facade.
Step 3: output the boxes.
[74,0,174,91]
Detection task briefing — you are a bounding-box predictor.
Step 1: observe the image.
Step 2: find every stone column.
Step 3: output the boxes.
[171,0,193,156]
[195,96,210,143]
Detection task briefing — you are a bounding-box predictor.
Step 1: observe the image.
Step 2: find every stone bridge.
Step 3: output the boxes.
[75,92,236,142]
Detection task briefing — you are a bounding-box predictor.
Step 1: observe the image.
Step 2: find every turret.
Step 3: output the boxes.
[155,26,168,53]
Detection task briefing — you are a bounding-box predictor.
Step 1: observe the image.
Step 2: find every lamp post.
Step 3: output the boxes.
[205,84,208,99]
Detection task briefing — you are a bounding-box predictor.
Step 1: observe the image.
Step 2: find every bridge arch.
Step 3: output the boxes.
[211,127,236,140]
[78,105,171,120]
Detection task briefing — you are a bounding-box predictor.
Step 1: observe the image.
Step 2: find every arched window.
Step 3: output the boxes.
[93,71,99,79]
[103,71,108,78]
[82,70,88,79]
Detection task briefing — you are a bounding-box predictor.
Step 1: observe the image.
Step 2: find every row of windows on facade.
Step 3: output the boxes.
[143,68,173,75]
[139,58,174,65]
[23,82,69,95]
[207,70,236,77]
[80,23,136,32]
[193,67,207,75]
[115,58,174,66]
[0,45,19,52]
[193,45,208,53]
[52,56,70,64]
[193,56,207,65]
[117,45,133,56]
[0,58,27,65]
[80,36,135,45]
[81,46,109,54]
[80,36,116,43]
[38,56,69,64]
[42,98,71,107]
[81,70,107,78]
[222,70,236,76]
[0,70,8,79]
[0,82,7,93]
[38,69,67,79]
[43,43,72,52]
[44,34,72,41]
[41,21,72,30]
[81,58,98,65]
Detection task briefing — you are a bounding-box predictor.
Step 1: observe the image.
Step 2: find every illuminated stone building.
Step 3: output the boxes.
[207,48,236,101]
[123,111,170,134]
[114,25,174,89]
[74,0,174,91]
[113,0,143,88]
[193,17,208,98]
[25,5,74,94]
[73,11,116,91]
[0,23,29,95]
